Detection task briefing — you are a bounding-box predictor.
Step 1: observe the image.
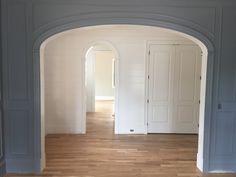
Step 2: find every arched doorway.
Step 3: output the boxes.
[34,24,214,174]
[85,41,119,134]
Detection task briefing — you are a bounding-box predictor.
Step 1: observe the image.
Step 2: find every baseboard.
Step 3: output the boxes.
[45,125,83,134]
[0,162,5,177]
[197,153,203,172]
[6,158,35,173]
[209,161,236,173]
[95,96,114,101]
[40,153,46,172]
[115,125,146,134]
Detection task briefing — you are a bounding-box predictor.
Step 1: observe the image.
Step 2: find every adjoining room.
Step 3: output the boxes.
[39,25,207,176]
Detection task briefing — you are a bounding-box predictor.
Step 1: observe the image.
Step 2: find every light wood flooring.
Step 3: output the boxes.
[6,101,236,177]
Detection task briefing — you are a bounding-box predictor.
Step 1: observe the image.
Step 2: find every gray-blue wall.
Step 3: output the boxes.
[0,0,6,175]
[1,0,236,174]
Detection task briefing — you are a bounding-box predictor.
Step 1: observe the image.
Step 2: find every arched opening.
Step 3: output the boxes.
[85,41,119,135]
[36,25,211,175]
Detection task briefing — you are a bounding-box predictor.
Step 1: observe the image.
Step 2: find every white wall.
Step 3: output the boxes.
[95,51,115,99]
[85,48,96,112]
[42,25,198,134]
[197,47,208,171]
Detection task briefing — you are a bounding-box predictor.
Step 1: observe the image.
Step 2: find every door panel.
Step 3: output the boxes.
[173,45,201,133]
[148,44,201,134]
[148,45,175,133]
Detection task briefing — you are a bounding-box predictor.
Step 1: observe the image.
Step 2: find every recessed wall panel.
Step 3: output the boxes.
[9,111,29,155]
[215,112,235,157]
[7,3,28,101]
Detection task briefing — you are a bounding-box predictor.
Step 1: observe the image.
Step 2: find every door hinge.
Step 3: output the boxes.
[148,50,150,55]
[147,99,149,104]
[199,100,200,104]
[200,76,202,80]
[148,75,150,79]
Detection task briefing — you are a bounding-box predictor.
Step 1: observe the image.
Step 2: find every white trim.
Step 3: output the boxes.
[114,58,120,134]
[112,58,115,88]
[197,153,203,171]
[95,96,115,100]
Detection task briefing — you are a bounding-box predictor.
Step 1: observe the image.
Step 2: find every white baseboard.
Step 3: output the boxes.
[95,96,114,100]
[197,153,203,172]
[46,125,83,134]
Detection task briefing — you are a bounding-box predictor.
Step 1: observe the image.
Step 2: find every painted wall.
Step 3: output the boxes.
[43,36,83,134]
[42,26,196,134]
[2,0,236,173]
[95,51,115,100]
[85,48,96,112]
[0,0,5,173]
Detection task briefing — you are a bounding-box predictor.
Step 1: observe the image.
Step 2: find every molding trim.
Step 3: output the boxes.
[95,96,114,101]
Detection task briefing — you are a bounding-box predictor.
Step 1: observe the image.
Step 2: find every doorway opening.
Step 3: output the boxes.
[39,25,208,174]
[85,42,118,135]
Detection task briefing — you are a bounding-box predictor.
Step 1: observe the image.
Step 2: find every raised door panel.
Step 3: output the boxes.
[148,45,175,133]
[173,45,201,133]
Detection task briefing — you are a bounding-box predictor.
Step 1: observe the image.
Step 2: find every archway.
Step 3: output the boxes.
[85,41,119,133]
[34,24,214,173]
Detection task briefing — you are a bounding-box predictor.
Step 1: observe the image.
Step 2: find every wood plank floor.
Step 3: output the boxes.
[6,101,236,177]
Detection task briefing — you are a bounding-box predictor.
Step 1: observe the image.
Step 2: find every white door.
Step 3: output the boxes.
[173,45,201,133]
[147,44,201,134]
[147,45,175,133]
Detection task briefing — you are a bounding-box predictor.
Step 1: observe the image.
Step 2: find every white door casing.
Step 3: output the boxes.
[147,44,201,134]
[85,50,96,112]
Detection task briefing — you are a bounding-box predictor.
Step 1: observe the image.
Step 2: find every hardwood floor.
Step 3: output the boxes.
[6,101,235,177]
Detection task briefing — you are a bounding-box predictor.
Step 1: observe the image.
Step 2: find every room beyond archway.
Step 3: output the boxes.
[39,25,208,175]
[85,42,118,135]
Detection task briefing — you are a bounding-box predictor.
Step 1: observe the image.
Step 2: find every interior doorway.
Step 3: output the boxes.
[85,43,117,133]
